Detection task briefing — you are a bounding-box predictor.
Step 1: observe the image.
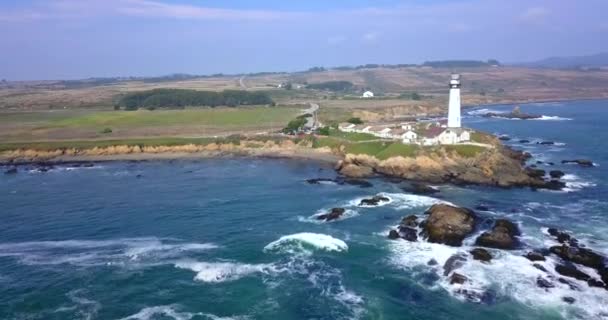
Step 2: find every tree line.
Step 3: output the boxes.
[116,89,274,110]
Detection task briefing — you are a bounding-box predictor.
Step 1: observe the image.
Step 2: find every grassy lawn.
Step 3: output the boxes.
[443,145,486,157]
[326,129,377,142]
[0,137,220,152]
[375,143,419,160]
[49,107,299,129]
[344,141,389,156]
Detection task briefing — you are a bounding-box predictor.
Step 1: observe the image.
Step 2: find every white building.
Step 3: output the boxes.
[401,130,418,143]
[362,91,374,98]
[437,128,471,145]
[447,74,461,128]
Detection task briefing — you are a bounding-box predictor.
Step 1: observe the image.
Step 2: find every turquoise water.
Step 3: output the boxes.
[1,99,608,320]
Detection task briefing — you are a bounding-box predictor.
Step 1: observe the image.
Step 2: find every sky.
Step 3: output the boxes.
[1,0,608,80]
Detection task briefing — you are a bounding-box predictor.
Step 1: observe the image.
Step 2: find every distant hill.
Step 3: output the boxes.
[518,52,608,69]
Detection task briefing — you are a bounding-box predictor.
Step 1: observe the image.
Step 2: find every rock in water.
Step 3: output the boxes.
[388,230,400,240]
[475,219,520,250]
[359,195,390,206]
[561,159,595,167]
[536,277,554,289]
[422,204,476,246]
[450,273,467,284]
[400,215,419,228]
[4,168,17,175]
[525,167,546,179]
[562,297,575,304]
[444,254,467,276]
[470,248,492,262]
[555,264,591,281]
[525,251,546,262]
[316,208,346,222]
[549,170,565,179]
[397,227,418,242]
[401,183,439,195]
[549,244,605,270]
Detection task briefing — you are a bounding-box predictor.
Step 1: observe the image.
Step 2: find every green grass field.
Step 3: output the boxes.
[326,129,377,142]
[49,107,299,128]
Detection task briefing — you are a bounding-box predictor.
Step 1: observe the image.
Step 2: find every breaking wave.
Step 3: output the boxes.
[263,233,348,255]
[531,115,573,121]
[174,260,273,283]
[0,237,217,267]
[118,305,248,320]
[387,232,608,319]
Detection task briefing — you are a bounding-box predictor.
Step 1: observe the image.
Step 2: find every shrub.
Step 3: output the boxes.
[100,128,112,134]
[347,117,363,124]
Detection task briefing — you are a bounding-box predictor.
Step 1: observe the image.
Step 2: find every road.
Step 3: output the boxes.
[238,76,247,89]
[302,103,319,130]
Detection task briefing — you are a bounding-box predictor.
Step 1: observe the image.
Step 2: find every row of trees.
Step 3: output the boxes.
[306,81,354,92]
[116,89,274,110]
[422,60,500,68]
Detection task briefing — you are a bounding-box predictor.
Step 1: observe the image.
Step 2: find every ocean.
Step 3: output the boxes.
[1,99,607,319]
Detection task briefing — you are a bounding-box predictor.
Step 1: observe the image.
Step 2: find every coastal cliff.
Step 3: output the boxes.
[1,135,554,188]
[335,145,551,188]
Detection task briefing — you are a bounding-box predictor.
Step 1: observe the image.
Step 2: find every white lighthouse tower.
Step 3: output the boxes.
[447,74,461,128]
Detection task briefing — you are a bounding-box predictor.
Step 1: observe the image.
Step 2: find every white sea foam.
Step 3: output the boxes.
[467,108,506,115]
[531,115,573,121]
[387,233,608,319]
[263,233,348,255]
[561,174,596,192]
[348,193,446,209]
[118,305,247,320]
[174,260,273,283]
[0,237,217,267]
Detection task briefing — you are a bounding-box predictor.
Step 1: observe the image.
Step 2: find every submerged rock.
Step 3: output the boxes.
[536,277,555,289]
[4,168,17,175]
[537,141,555,145]
[316,208,346,222]
[470,248,492,262]
[341,179,373,188]
[422,204,476,246]
[474,205,490,211]
[519,139,530,144]
[498,135,511,141]
[475,219,520,250]
[443,254,467,276]
[401,182,439,195]
[359,195,390,206]
[538,180,566,191]
[562,297,575,304]
[561,159,595,167]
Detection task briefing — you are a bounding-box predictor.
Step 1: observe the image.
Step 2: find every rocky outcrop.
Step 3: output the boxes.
[316,208,346,222]
[422,204,476,246]
[561,159,595,167]
[388,215,420,242]
[550,245,605,270]
[475,219,520,250]
[337,146,553,189]
[359,195,390,206]
[482,107,541,120]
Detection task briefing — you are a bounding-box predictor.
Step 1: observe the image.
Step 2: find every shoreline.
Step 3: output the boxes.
[0,148,342,167]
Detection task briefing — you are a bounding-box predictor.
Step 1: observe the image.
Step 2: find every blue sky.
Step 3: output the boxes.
[1,0,607,80]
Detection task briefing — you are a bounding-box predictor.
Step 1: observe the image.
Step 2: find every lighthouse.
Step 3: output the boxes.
[447,74,461,128]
